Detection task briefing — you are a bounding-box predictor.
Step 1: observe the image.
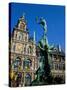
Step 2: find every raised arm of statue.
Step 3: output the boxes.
[36,17,47,34]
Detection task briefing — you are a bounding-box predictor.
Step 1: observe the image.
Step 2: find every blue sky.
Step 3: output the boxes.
[10,3,65,50]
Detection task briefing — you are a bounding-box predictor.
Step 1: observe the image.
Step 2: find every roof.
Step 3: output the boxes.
[49,45,65,56]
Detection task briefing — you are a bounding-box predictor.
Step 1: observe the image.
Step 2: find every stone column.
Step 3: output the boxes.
[32,58,34,71]
[23,72,25,86]
[22,59,23,70]
[32,72,34,81]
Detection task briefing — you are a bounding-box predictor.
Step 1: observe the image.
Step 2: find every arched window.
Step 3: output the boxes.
[59,64,62,70]
[29,46,32,53]
[25,73,31,86]
[13,57,21,71]
[24,45,27,54]
[16,72,22,86]
[23,58,32,70]
[17,32,22,41]
[55,64,58,70]
[28,46,33,54]
[63,64,65,70]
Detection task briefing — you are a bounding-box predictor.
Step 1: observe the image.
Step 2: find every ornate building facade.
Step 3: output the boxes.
[36,45,65,83]
[9,16,38,86]
[9,16,65,87]
[49,46,65,83]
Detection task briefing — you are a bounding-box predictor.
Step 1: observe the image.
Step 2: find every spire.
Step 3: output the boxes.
[19,13,25,21]
[59,44,61,52]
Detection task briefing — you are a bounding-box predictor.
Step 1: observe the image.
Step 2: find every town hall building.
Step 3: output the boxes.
[9,15,38,86]
[9,15,65,87]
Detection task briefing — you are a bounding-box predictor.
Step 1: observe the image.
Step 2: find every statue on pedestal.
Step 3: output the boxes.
[31,17,54,85]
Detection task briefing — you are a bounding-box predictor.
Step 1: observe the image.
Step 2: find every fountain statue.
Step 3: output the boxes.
[31,17,54,85]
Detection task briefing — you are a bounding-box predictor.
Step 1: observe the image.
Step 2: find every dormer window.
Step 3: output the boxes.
[17,32,23,41]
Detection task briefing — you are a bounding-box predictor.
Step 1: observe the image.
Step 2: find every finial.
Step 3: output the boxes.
[18,13,25,21]
[19,13,25,20]
[59,44,61,52]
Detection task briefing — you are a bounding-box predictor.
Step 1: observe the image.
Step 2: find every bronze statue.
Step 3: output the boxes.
[31,17,54,85]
